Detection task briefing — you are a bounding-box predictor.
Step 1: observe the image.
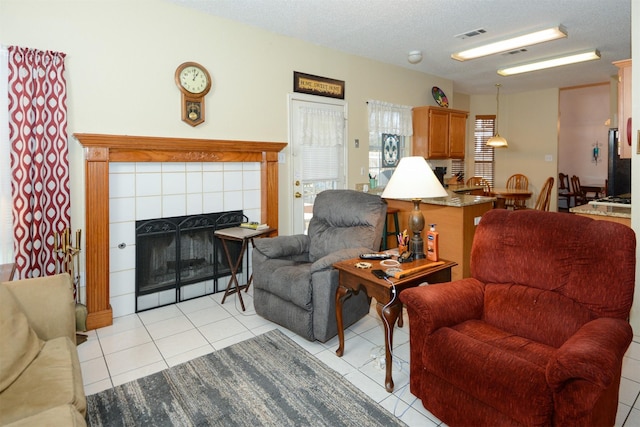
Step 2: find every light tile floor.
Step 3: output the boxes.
[79,289,640,426]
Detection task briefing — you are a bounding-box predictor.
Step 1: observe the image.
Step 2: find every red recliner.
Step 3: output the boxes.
[400,209,636,426]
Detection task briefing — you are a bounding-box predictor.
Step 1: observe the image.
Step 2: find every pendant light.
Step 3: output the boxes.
[487,84,508,148]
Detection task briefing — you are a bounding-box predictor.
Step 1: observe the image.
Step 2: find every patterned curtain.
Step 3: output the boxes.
[8,46,70,279]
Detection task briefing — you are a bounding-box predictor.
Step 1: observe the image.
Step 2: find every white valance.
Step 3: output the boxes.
[367,100,413,136]
[300,106,344,147]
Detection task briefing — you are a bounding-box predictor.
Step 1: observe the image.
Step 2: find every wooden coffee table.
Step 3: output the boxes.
[333,257,456,392]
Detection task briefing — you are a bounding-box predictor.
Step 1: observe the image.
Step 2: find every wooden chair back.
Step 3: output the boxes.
[557,173,575,210]
[505,174,529,209]
[570,175,588,205]
[506,174,529,190]
[558,173,571,192]
[466,176,492,196]
[534,177,554,211]
[466,176,483,186]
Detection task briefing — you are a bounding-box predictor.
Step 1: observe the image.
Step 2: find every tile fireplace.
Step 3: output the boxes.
[75,134,286,329]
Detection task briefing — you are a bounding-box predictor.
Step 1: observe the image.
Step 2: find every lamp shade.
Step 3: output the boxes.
[487,135,508,148]
[381,157,448,200]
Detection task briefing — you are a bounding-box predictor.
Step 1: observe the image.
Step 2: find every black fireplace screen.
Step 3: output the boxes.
[135,210,244,308]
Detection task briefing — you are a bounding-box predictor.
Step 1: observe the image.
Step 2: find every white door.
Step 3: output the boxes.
[289,95,347,234]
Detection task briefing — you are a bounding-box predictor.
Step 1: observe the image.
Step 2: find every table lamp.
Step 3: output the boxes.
[381,156,448,258]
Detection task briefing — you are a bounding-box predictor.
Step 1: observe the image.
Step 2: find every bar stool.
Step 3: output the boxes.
[381,207,400,250]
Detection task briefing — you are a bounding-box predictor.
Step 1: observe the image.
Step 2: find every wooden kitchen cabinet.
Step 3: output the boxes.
[412,106,469,159]
[613,59,632,159]
[448,110,468,158]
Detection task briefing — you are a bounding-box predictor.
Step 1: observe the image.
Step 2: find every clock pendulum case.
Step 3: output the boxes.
[175,62,212,127]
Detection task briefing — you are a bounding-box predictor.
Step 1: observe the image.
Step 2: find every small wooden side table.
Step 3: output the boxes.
[214,227,275,311]
[333,257,456,392]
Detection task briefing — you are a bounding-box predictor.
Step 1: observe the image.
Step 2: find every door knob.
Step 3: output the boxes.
[295,180,300,186]
[295,192,302,198]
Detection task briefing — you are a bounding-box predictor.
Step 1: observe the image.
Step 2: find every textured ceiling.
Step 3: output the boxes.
[167,0,631,95]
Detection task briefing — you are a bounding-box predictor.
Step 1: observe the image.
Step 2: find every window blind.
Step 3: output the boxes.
[474,115,495,186]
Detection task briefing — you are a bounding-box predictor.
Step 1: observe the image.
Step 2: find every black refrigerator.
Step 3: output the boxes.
[607,128,631,196]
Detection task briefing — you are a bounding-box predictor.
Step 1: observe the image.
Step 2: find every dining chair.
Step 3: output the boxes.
[570,175,589,205]
[466,176,492,196]
[576,176,602,200]
[557,173,575,211]
[505,173,529,209]
[479,179,492,197]
[533,177,554,211]
[466,176,483,186]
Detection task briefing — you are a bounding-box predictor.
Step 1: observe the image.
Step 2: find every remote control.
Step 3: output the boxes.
[359,253,391,260]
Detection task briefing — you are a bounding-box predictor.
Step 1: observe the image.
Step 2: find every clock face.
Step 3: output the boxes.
[178,65,210,94]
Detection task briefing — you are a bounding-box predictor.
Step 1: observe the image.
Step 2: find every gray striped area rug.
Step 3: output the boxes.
[86,329,406,426]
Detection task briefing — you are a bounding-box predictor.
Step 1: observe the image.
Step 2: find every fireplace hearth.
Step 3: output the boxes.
[135,210,244,311]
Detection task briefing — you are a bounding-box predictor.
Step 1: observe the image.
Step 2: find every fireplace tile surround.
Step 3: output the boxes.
[109,162,261,316]
[75,134,286,330]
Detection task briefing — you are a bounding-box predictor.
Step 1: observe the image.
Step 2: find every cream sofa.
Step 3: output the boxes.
[0,273,86,426]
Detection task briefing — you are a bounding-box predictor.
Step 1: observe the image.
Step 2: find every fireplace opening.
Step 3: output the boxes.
[135,210,244,311]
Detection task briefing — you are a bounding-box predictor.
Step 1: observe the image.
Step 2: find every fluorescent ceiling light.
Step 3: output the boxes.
[451,26,567,61]
[497,50,601,76]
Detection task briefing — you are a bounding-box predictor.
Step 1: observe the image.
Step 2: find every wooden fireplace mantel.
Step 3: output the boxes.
[75,133,287,330]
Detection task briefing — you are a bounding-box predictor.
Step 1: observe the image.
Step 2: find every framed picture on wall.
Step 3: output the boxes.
[382,134,400,167]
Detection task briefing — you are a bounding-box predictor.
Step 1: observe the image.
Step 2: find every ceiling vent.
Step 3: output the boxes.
[504,49,528,55]
[454,28,487,39]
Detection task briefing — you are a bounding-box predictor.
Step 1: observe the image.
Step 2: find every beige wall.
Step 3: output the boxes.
[0,0,452,238]
[469,88,560,211]
[558,84,610,185]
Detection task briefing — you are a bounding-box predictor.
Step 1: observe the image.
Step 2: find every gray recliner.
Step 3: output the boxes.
[252,190,388,342]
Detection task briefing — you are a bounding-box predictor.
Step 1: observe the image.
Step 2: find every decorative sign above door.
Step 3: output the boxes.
[294,71,345,99]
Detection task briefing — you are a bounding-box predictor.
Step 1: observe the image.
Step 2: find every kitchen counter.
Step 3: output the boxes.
[423,193,496,207]
[570,203,631,227]
[366,186,496,207]
[385,195,494,281]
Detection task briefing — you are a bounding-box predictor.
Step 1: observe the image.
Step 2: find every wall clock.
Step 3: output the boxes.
[175,62,212,127]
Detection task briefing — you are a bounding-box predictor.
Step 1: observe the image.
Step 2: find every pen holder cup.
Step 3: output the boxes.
[369,178,377,189]
[398,244,408,254]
